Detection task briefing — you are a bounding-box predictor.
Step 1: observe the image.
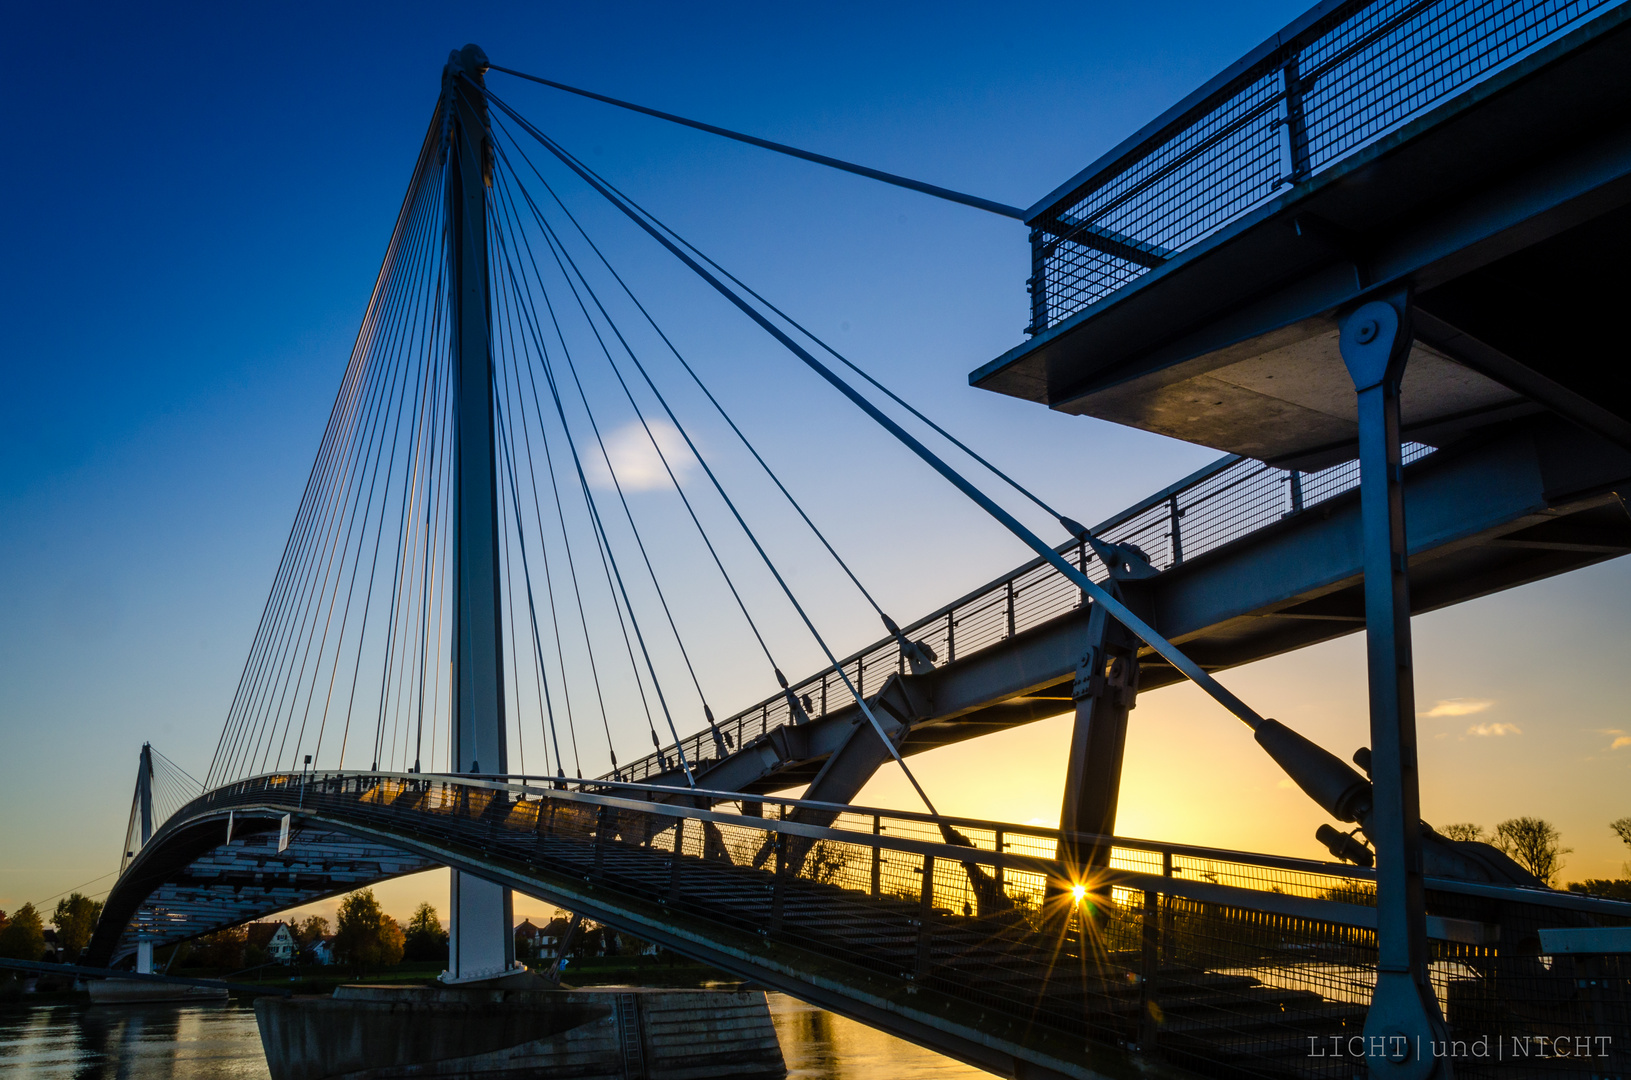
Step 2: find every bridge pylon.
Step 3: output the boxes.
[440,41,519,985]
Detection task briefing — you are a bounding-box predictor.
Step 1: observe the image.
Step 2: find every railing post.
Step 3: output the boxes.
[668,818,685,902]
[870,816,882,897]
[593,805,608,878]
[994,829,1006,895]
[769,828,788,933]
[1288,469,1305,515]
[1277,52,1310,185]
[1005,581,1016,638]
[946,611,956,662]
[1139,888,1162,1051]
[915,855,936,976]
[1167,494,1184,565]
[1027,227,1049,336]
[1077,539,1088,605]
[1162,850,1174,966]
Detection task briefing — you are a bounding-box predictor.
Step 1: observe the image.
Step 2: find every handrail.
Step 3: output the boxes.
[611,442,1431,784]
[144,769,1631,923]
[1026,0,1631,332]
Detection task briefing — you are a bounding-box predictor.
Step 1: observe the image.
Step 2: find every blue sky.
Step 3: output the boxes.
[3,0,1628,920]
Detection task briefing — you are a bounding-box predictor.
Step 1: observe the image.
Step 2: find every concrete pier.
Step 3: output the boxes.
[254,984,786,1080]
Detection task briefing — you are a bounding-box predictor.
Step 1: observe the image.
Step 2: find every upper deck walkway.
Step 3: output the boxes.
[973,0,1631,465]
[614,415,1628,798]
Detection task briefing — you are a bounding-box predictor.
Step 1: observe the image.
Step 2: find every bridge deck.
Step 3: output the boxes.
[620,417,1630,797]
[91,773,1631,1080]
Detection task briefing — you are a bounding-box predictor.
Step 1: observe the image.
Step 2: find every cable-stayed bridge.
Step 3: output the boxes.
[86,4,1631,1078]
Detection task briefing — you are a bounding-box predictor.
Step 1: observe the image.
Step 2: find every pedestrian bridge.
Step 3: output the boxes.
[87,769,1631,1080]
[81,0,1631,1075]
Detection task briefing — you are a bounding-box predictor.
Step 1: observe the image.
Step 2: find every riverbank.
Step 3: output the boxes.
[0,991,991,1078]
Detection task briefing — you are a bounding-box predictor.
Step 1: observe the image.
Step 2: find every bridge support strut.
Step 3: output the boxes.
[1057,590,1142,869]
[442,42,518,985]
[1341,295,1450,1079]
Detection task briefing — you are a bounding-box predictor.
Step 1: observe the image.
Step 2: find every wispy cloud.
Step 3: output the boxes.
[1598,728,1631,751]
[587,420,695,492]
[1423,698,1495,718]
[1466,722,1521,737]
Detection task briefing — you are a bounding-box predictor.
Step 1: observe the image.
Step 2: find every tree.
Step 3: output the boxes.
[1441,823,1488,843]
[1494,817,1570,886]
[403,902,448,962]
[0,903,46,961]
[295,915,330,950]
[803,841,850,887]
[333,890,404,974]
[51,893,103,960]
[1613,817,1631,871]
[193,926,248,971]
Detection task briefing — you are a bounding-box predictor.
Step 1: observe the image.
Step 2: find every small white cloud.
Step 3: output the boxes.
[587,419,695,492]
[1600,729,1631,750]
[1277,778,1296,790]
[1424,698,1496,718]
[1466,722,1521,737]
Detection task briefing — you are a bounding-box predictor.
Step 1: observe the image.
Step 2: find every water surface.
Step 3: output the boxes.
[0,993,991,1078]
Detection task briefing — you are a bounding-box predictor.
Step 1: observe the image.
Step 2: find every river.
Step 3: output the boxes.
[0,993,990,1079]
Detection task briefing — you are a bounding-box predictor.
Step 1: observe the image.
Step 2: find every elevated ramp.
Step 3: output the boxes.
[621,417,1629,797]
[89,772,1631,1080]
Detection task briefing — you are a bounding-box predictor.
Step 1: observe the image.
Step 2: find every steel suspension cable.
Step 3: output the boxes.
[493,113,1083,539]
[492,168,734,733]
[489,243,568,778]
[488,203,694,785]
[486,64,1026,220]
[492,124,910,648]
[489,219,627,778]
[209,109,446,785]
[338,163,449,770]
[225,154,436,783]
[488,89,1269,735]
[482,95,944,813]
[296,161,447,771]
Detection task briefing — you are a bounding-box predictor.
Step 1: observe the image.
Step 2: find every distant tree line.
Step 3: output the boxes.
[0,893,104,962]
[1440,814,1631,897]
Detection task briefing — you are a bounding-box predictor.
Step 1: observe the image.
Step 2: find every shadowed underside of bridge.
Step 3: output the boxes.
[89,773,1631,1080]
[614,416,1630,800]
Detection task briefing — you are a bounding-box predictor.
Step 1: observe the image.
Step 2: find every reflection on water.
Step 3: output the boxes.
[768,993,992,1079]
[0,1002,270,1079]
[0,993,989,1079]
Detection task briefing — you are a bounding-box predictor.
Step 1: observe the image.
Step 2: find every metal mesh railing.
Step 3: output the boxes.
[1028,0,1627,333]
[141,772,1631,1079]
[615,444,1432,784]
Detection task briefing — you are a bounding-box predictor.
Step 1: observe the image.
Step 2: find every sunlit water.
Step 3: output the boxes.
[0,993,991,1078]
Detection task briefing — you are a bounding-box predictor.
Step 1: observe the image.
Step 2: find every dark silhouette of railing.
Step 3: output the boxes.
[116,770,1631,1079]
[615,443,1430,784]
[1026,0,1627,333]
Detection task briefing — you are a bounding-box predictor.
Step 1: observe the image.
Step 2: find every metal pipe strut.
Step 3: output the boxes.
[486,64,1027,220]
[1339,294,1450,1080]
